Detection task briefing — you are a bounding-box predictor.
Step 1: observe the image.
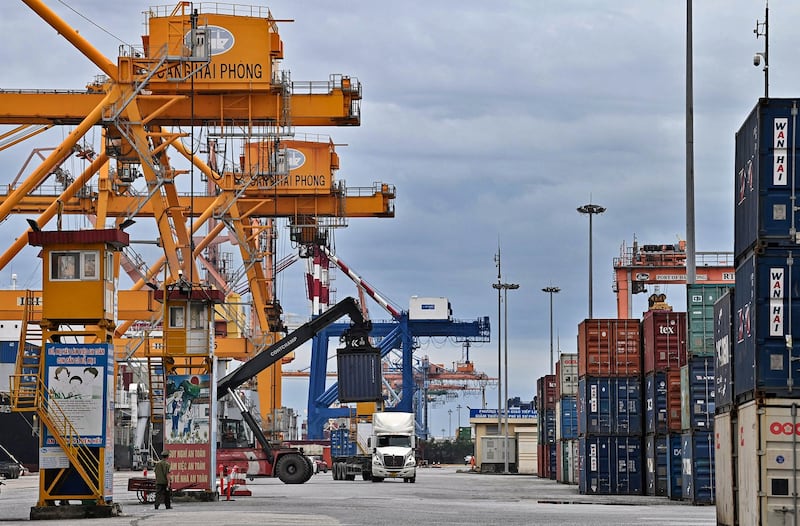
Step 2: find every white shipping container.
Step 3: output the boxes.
[558,438,579,484]
[558,353,578,397]
[555,398,562,442]
[714,410,736,526]
[738,399,800,526]
[0,363,12,391]
[408,297,451,320]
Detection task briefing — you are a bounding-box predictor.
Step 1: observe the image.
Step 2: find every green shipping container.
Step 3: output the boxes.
[686,284,733,357]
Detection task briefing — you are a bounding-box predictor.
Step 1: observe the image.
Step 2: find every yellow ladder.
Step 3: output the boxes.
[10,290,41,412]
[148,356,165,424]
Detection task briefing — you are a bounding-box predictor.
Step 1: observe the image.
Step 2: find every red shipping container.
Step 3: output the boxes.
[665,369,682,432]
[642,310,687,373]
[537,374,557,411]
[556,440,563,482]
[537,443,547,478]
[578,319,642,377]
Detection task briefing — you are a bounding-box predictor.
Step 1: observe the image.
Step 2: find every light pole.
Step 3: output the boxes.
[456,404,462,430]
[493,280,519,474]
[448,409,452,439]
[577,203,606,318]
[493,248,502,451]
[754,2,769,98]
[542,286,560,375]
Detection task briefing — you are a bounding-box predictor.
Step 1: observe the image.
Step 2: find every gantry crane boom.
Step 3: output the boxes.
[0,2,396,430]
[613,239,734,318]
[0,89,361,127]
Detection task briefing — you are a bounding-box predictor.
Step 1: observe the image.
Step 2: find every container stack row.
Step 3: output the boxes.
[535,374,557,479]
[642,308,685,499]
[554,353,578,484]
[715,98,800,526]
[577,318,643,495]
[679,284,725,505]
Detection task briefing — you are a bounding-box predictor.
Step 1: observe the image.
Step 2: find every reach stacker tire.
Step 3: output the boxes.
[276,454,312,484]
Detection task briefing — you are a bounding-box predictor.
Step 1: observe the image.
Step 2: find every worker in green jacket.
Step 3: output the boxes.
[154,450,172,510]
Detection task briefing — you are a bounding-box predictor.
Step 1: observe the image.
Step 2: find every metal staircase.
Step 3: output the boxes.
[9,291,102,499]
[11,290,42,412]
[148,357,166,425]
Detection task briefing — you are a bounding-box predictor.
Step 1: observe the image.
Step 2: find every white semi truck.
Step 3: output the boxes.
[331,412,417,483]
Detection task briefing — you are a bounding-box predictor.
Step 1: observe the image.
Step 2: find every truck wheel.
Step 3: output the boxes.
[276,454,311,484]
[409,476,416,483]
[362,471,372,481]
[371,476,384,483]
[303,457,314,482]
[332,463,339,480]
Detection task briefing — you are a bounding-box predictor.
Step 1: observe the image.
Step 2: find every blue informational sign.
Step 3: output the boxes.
[469,408,538,419]
[43,343,112,446]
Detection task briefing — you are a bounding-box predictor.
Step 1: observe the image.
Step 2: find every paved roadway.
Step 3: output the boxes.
[0,466,716,525]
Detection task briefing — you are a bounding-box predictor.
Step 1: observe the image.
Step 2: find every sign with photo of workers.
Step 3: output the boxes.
[165,373,211,444]
[164,373,214,492]
[42,343,112,446]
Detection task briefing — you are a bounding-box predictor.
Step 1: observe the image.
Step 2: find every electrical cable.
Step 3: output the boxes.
[57,0,133,47]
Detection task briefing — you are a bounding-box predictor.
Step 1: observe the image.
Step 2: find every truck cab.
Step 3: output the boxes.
[369,412,416,482]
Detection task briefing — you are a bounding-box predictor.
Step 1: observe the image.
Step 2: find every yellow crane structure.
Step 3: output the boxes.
[1,2,393,403]
[2,1,394,513]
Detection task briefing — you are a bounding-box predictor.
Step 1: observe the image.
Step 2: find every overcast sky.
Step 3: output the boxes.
[0,1,793,438]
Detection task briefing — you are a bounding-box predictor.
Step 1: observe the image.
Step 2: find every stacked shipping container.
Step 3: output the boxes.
[715,98,800,524]
[679,284,724,505]
[536,374,557,479]
[577,319,643,495]
[554,353,578,484]
[641,309,685,498]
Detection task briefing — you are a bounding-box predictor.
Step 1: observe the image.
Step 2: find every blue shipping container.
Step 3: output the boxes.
[714,290,734,409]
[330,428,356,457]
[681,430,715,504]
[734,98,800,260]
[579,436,643,495]
[666,433,683,501]
[579,377,642,436]
[645,373,668,435]
[549,444,557,480]
[0,341,17,364]
[559,397,578,440]
[540,408,556,444]
[734,250,800,399]
[645,434,667,496]
[681,356,715,432]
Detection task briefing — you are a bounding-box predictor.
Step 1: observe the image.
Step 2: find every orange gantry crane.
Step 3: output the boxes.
[612,239,734,319]
[1,0,394,474]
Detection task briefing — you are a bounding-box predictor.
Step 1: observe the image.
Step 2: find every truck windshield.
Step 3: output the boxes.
[377,435,412,448]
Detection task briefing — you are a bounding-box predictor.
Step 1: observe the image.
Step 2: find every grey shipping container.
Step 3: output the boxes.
[336,346,382,402]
